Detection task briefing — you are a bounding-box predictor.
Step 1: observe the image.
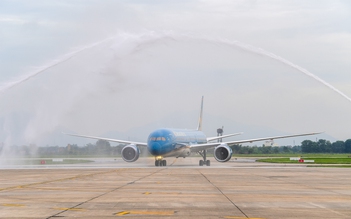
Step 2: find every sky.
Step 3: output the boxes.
[0,0,351,148]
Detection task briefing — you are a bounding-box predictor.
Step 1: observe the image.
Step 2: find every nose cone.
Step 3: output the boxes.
[148,142,162,156]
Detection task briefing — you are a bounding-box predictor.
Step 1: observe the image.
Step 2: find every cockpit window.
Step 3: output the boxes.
[149,136,166,141]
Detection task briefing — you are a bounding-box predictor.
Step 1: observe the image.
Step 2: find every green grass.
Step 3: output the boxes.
[234,153,351,158]
[257,157,351,164]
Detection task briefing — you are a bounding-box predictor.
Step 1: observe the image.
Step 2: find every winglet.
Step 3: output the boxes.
[197,96,204,131]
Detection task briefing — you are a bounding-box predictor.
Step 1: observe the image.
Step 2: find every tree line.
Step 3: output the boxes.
[229,144,302,154]
[0,139,149,157]
[301,139,351,153]
[36,139,152,156]
[229,139,351,154]
[1,139,351,157]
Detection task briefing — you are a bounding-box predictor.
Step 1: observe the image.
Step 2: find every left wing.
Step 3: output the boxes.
[190,132,322,152]
[63,133,148,147]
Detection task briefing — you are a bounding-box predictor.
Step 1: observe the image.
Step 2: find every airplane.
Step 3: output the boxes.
[65,97,321,166]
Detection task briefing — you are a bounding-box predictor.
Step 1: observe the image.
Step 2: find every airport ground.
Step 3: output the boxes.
[0,157,350,219]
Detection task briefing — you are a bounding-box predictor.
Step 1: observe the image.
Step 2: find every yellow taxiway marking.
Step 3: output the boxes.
[2,204,26,207]
[116,211,130,216]
[53,207,84,211]
[115,210,175,216]
[143,192,151,195]
[225,217,266,219]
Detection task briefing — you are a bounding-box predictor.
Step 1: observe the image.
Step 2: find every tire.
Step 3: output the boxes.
[155,160,159,166]
[199,160,204,166]
[162,160,167,166]
[206,160,210,166]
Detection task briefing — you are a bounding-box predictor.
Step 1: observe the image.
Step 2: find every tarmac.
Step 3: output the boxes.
[0,157,350,219]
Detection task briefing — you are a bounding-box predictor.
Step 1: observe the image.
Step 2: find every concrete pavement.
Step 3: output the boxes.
[0,157,350,218]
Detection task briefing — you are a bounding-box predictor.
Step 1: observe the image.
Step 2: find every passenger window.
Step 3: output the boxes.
[156,137,161,141]
[162,137,166,141]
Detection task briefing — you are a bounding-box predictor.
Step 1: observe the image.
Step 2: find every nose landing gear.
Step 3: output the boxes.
[198,150,210,166]
[155,156,166,166]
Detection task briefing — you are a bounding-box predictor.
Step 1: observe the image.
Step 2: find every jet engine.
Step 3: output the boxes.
[121,144,140,162]
[214,144,233,162]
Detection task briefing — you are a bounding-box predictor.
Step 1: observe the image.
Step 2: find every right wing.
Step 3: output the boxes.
[191,132,322,153]
[63,133,148,147]
[207,132,243,142]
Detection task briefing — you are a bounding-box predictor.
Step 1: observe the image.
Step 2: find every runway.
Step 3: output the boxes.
[0,157,350,218]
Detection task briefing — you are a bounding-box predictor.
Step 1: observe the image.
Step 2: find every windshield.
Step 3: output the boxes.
[149,137,166,141]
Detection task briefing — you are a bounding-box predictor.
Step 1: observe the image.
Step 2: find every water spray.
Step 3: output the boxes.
[146,32,351,103]
[0,37,114,94]
[1,31,350,103]
[3,30,349,162]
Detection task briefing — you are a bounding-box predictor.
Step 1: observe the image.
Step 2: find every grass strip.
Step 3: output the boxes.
[257,157,351,164]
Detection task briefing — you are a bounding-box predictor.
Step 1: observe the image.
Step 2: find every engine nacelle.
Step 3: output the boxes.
[214,144,233,162]
[121,144,140,162]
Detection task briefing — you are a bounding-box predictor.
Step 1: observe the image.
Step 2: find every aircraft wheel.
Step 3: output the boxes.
[199,160,204,166]
[160,160,163,166]
[155,160,159,166]
[162,160,167,166]
[206,160,210,166]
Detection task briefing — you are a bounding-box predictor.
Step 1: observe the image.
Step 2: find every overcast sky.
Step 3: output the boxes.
[1,0,351,146]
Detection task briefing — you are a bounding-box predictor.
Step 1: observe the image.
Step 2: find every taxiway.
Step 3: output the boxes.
[0,157,350,218]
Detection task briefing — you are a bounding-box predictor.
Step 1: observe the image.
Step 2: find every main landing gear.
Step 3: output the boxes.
[198,150,210,166]
[155,156,166,166]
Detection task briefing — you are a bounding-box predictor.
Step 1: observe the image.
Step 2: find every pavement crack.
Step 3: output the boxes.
[198,170,249,219]
[0,169,125,192]
[170,158,177,166]
[46,168,165,219]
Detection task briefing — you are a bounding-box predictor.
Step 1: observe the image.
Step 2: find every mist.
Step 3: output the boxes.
[1,1,351,158]
[0,31,349,152]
